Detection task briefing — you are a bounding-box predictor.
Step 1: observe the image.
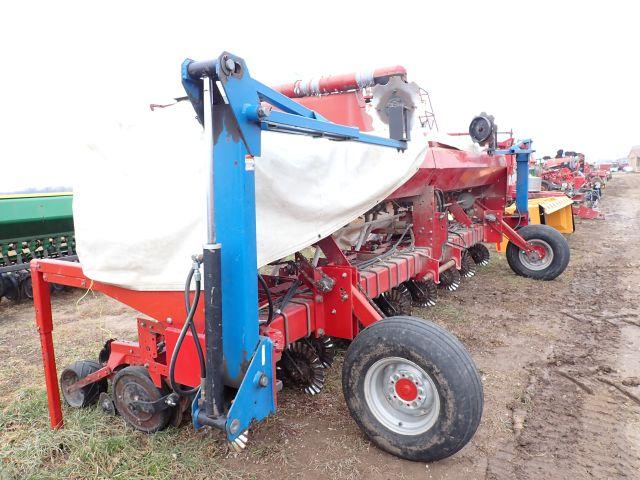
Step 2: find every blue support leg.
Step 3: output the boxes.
[515,151,531,215]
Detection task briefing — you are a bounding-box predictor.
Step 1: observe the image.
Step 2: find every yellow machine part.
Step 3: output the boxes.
[498,196,575,251]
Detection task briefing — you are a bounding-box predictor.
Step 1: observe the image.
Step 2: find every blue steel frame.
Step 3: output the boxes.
[496,140,533,215]
[182,52,406,441]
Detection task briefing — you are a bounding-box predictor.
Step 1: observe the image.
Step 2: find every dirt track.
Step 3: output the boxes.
[1,174,639,479]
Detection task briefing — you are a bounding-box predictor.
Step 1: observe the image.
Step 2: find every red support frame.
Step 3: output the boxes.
[31,261,63,429]
[30,243,428,430]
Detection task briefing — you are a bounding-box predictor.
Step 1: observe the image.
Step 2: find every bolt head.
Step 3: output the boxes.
[258,374,269,387]
[229,418,240,434]
[341,272,348,278]
[166,317,173,325]
[331,309,337,314]
[225,58,236,72]
[257,105,271,118]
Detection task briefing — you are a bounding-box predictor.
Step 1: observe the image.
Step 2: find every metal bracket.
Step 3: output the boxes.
[223,336,276,441]
[191,336,275,441]
[495,139,534,217]
[129,392,180,415]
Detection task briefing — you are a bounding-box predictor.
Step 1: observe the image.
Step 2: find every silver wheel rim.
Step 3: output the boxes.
[519,239,554,271]
[363,357,440,435]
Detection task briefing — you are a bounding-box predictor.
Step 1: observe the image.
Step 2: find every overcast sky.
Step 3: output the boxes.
[2,1,638,193]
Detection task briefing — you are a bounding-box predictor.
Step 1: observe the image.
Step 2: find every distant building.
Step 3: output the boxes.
[629,146,640,172]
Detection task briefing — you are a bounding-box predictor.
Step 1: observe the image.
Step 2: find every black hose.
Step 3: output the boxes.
[358,224,413,269]
[169,264,205,397]
[448,230,467,247]
[435,189,445,212]
[258,274,273,324]
[184,268,206,381]
[276,279,301,314]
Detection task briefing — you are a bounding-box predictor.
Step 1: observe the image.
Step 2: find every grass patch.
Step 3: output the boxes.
[0,389,245,480]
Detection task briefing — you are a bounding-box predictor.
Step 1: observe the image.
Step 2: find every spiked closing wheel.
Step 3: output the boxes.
[438,267,461,291]
[374,284,413,317]
[229,430,249,452]
[405,279,437,307]
[468,243,490,266]
[305,336,336,368]
[279,341,325,395]
[459,251,477,278]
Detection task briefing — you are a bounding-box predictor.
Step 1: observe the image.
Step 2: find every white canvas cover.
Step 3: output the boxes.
[74,102,442,291]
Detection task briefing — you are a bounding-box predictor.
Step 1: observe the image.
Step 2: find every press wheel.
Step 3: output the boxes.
[113,366,171,433]
[60,360,107,408]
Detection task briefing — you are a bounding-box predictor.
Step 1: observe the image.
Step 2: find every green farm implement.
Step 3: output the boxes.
[0,192,76,302]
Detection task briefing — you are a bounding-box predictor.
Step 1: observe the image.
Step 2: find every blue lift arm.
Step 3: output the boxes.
[181,51,407,441]
[495,140,534,216]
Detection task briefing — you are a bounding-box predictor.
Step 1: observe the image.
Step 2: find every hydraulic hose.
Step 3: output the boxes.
[184,266,206,380]
[169,261,205,397]
[358,224,413,269]
[277,279,301,314]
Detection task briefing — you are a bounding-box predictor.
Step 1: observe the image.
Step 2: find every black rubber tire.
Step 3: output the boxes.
[342,316,483,462]
[2,274,21,303]
[60,360,108,408]
[113,366,171,433]
[20,276,33,300]
[506,224,570,280]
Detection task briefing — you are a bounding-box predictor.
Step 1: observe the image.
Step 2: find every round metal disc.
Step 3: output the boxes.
[371,77,421,127]
[364,356,441,436]
[113,366,171,433]
[469,114,494,145]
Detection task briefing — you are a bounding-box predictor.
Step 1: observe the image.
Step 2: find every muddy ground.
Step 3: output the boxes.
[1,174,639,479]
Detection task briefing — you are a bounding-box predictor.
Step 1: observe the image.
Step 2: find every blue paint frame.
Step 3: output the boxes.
[496,140,534,215]
[182,52,406,440]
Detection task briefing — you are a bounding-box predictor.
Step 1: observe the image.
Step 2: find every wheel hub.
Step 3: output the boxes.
[520,239,553,270]
[365,357,440,435]
[391,375,420,406]
[120,382,154,421]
